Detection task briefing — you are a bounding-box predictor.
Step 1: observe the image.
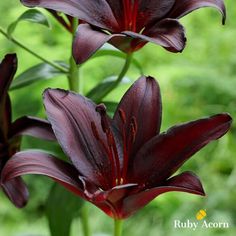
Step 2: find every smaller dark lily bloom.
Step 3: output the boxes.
[0,54,55,207]
[2,76,232,219]
[20,0,226,63]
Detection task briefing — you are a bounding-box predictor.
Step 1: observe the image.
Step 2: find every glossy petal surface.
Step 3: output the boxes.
[0,54,17,139]
[130,113,232,186]
[10,116,55,140]
[122,171,205,218]
[169,0,226,24]
[21,0,119,30]
[1,177,29,208]
[43,89,112,188]
[73,24,125,64]
[114,76,161,157]
[1,150,84,197]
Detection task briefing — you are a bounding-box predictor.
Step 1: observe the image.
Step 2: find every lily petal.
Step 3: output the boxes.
[122,171,205,218]
[9,116,56,141]
[1,177,29,208]
[0,54,17,139]
[80,176,137,203]
[137,0,175,31]
[0,95,11,142]
[124,18,186,53]
[43,89,112,188]
[0,54,17,98]
[79,176,138,218]
[130,113,232,185]
[73,24,125,64]
[1,150,84,197]
[113,76,162,158]
[105,0,123,29]
[168,0,226,24]
[9,116,55,141]
[21,0,119,30]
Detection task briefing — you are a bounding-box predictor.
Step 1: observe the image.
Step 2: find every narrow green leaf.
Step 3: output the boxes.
[87,76,131,102]
[7,9,50,35]
[10,62,68,90]
[89,49,143,75]
[46,183,84,236]
[103,101,119,116]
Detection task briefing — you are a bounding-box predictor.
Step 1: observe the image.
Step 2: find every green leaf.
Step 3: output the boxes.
[7,9,50,35]
[87,76,131,103]
[10,62,68,90]
[89,49,143,75]
[46,183,84,236]
[103,101,119,116]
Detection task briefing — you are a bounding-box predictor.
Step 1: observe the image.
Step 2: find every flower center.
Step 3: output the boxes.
[122,0,139,31]
[91,104,137,187]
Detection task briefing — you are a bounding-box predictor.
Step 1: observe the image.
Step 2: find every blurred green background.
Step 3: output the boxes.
[0,0,236,235]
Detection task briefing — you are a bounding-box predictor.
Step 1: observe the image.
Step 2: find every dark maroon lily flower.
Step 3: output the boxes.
[1,76,232,218]
[0,54,55,207]
[20,0,226,64]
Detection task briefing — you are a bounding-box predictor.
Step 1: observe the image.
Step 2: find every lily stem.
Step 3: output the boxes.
[67,18,90,236]
[96,53,132,102]
[0,26,68,73]
[114,219,124,236]
[67,18,81,92]
[81,205,90,236]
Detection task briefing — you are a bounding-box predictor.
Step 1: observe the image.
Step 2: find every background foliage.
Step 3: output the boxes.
[0,0,236,235]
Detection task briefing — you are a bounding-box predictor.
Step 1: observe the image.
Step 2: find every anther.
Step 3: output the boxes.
[91,122,100,140]
[131,116,138,133]
[130,123,136,144]
[96,104,110,133]
[118,109,127,124]
[107,130,114,147]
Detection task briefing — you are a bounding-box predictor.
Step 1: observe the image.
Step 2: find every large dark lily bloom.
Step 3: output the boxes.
[2,76,232,218]
[0,54,55,207]
[20,0,226,63]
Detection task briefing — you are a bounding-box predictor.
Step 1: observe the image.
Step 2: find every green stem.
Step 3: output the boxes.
[68,54,80,91]
[67,18,80,92]
[0,27,68,73]
[114,219,124,236]
[96,53,132,102]
[81,205,90,236]
[67,18,90,236]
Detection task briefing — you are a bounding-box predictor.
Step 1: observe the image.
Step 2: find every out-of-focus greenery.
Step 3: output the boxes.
[0,0,236,235]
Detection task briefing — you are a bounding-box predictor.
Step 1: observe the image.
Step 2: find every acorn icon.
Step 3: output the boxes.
[196,209,207,220]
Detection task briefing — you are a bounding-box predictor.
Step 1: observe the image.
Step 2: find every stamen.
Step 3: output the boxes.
[96,104,110,133]
[122,0,138,31]
[91,122,100,140]
[108,130,121,184]
[96,104,122,186]
[130,123,136,144]
[131,0,138,32]
[131,116,138,134]
[118,108,127,124]
[122,116,138,182]
[122,0,129,29]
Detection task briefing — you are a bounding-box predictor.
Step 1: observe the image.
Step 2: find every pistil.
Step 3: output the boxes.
[118,109,138,182]
[95,105,122,186]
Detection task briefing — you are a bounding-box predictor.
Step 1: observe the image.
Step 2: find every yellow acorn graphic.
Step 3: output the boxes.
[196,209,207,220]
